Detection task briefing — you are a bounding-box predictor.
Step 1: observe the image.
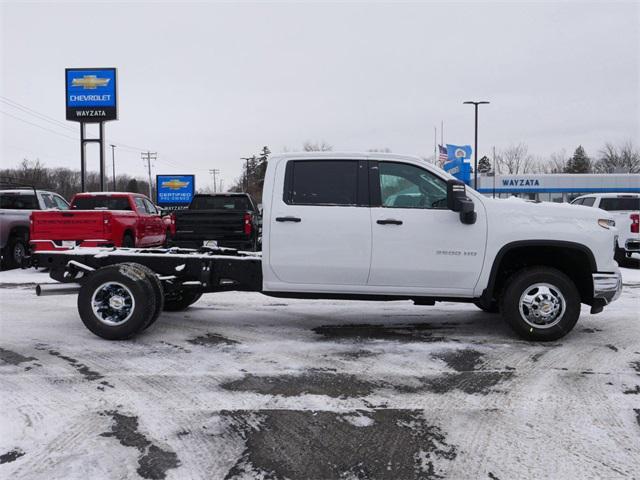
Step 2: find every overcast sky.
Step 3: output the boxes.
[1,0,638,190]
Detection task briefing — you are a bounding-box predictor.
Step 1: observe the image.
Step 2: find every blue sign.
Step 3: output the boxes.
[156,175,195,206]
[446,144,472,161]
[65,68,117,122]
[444,159,472,185]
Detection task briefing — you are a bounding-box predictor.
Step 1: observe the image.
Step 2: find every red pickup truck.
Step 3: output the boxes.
[30,192,169,251]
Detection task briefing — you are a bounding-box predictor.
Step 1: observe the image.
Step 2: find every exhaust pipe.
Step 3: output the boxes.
[35,283,81,297]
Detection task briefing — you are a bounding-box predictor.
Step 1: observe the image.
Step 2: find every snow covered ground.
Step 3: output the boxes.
[0,267,639,479]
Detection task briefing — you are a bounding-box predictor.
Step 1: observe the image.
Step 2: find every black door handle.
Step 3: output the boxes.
[377,219,403,225]
[275,216,301,223]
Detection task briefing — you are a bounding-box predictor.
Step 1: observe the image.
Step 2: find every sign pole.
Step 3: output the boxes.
[80,123,86,192]
[66,68,118,193]
[99,122,105,191]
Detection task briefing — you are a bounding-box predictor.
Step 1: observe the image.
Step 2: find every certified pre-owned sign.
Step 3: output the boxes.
[65,68,117,122]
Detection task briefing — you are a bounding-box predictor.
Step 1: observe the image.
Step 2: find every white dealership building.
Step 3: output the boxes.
[475,173,640,203]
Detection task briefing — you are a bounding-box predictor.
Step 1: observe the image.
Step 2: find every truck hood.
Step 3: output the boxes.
[480,196,613,229]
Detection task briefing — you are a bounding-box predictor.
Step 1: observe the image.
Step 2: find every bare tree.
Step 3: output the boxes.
[533,150,568,174]
[594,141,640,173]
[0,158,149,201]
[302,140,333,152]
[495,143,535,174]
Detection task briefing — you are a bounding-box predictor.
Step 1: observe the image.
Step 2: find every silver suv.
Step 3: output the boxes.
[0,189,69,269]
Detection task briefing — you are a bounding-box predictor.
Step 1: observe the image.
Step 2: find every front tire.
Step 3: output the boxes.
[500,267,580,341]
[77,264,157,340]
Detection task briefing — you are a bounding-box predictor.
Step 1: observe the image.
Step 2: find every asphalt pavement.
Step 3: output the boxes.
[0,268,639,479]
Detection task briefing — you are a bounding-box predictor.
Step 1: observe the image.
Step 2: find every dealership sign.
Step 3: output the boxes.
[501,178,541,187]
[65,68,117,122]
[156,175,195,206]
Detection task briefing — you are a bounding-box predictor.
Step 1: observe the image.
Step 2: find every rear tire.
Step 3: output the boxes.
[77,264,157,340]
[122,233,135,248]
[2,235,28,270]
[163,290,202,311]
[120,263,164,329]
[500,267,580,341]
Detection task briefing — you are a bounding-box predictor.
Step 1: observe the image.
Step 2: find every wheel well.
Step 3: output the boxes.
[123,230,134,239]
[485,243,595,305]
[10,226,29,241]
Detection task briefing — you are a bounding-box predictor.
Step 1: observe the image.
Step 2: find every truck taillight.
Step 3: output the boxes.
[631,213,639,233]
[243,213,252,235]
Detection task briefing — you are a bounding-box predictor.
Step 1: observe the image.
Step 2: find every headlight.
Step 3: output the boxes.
[598,219,615,229]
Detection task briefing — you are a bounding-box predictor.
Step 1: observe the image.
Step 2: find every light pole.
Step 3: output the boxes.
[110,144,116,190]
[463,100,490,189]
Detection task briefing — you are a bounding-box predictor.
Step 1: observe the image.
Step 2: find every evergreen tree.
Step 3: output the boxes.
[565,146,591,173]
[126,178,139,193]
[477,156,492,174]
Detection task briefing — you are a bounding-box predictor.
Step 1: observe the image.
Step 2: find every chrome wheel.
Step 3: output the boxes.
[518,282,566,329]
[91,282,136,326]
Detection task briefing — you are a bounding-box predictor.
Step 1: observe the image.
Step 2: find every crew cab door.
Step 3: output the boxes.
[368,161,486,294]
[267,159,371,287]
[143,199,165,244]
[133,197,154,246]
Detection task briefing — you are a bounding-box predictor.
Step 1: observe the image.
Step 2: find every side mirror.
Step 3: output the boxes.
[446,179,477,225]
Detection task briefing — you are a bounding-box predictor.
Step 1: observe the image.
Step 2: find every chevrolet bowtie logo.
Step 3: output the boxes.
[162,179,189,190]
[71,75,110,89]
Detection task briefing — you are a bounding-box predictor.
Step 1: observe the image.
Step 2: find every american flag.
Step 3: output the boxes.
[438,144,448,166]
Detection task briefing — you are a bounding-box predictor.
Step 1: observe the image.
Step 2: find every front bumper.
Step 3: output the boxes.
[592,271,623,305]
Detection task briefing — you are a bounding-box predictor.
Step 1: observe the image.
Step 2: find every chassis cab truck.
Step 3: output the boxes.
[34,153,622,342]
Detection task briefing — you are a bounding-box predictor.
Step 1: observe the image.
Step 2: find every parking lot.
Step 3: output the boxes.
[1,267,639,479]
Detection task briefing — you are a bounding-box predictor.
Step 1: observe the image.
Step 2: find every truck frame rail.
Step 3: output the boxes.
[34,246,263,294]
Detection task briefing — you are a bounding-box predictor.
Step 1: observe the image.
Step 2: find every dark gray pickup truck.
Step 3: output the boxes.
[169,193,261,251]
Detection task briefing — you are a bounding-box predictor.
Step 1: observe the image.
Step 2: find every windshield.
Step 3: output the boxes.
[190,196,251,210]
[72,196,132,210]
[599,197,639,211]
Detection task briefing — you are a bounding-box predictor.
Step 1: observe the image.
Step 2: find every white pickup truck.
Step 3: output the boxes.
[34,152,622,342]
[571,193,639,261]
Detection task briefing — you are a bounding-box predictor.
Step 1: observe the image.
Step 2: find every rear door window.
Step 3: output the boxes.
[598,197,640,211]
[284,160,359,206]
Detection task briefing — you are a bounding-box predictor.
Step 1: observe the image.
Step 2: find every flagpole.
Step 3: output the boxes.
[441,120,444,146]
[434,126,437,165]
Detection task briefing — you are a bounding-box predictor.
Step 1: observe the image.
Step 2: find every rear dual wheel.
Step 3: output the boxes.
[78,263,164,340]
